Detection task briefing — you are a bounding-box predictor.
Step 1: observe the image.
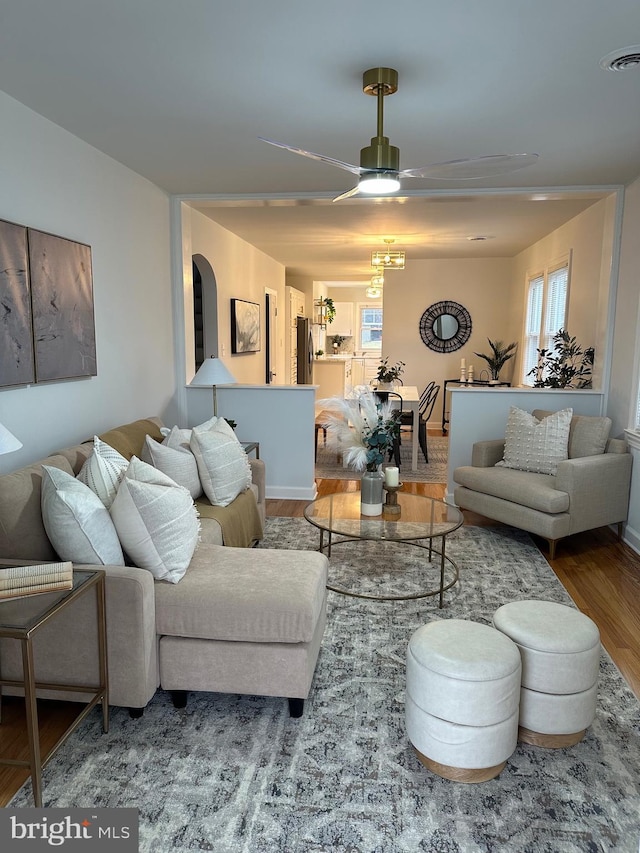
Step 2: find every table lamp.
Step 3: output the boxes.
[189,357,237,417]
[0,422,22,454]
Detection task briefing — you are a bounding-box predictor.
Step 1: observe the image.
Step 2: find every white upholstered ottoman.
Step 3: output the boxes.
[405,619,522,782]
[492,600,600,748]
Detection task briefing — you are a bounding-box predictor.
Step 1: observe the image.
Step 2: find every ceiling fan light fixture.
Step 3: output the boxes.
[358,172,401,195]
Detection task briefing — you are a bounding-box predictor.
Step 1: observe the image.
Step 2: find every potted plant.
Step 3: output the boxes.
[331,335,345,353]
[375,357,406,388]
[315,349,324,358]
[474,339,518,383]
[528,329,594,388]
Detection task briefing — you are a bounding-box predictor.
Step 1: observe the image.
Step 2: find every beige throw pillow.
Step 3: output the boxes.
[77,437,129,508]
[141,433,202,499]
[190,417,251,507]
[495,407,573,475]
[110,457,200,583]
[41,466,125,566]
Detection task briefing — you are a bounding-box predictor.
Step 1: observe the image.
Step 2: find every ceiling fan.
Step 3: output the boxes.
[259,67,539,202]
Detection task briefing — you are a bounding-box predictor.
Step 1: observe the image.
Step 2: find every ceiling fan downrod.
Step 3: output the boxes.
[360,67,400,175]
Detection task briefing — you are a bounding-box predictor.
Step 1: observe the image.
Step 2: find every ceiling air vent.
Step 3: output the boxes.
[600,46,640,71]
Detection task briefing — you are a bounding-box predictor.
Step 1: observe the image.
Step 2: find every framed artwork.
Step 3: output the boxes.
[0,219,35,387]
[28,229,97,381]
[231,298,260,353]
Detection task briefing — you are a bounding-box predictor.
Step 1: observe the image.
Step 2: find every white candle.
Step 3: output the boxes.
[385,466,399,487]
[460,357,466,369]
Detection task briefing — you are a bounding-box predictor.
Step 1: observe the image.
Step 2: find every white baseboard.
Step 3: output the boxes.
[621,522,640,557]
[266,483,318,501]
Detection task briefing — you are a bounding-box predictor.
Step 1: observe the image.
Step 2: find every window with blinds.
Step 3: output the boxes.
[522,259,569,384]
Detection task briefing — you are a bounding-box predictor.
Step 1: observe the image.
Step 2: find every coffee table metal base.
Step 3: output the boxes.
[317,531,458,606]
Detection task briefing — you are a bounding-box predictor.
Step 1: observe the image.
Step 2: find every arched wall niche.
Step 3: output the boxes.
[192,253,218,367]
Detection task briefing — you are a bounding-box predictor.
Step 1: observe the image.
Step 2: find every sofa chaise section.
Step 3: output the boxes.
[0,417,328,717]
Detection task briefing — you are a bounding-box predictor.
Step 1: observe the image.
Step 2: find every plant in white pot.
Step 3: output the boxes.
[474,339,518,383]
[375,357,405,388]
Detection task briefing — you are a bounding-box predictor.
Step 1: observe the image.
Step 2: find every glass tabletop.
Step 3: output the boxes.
[0,570,96,633]
[304,492,463,542]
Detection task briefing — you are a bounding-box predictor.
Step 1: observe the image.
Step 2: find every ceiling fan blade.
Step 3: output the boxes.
[332,185,362,203]
[401,153,539,180]
[258,137,362,175]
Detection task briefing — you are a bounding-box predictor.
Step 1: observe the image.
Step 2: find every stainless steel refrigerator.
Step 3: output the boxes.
[296,317,314,384]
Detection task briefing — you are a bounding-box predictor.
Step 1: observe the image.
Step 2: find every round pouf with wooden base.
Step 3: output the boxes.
[405,619,522,783]
[492,600,600,748]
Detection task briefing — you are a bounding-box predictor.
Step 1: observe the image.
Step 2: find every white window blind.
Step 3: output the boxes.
[544,266,569,350]
[522,260,569,384]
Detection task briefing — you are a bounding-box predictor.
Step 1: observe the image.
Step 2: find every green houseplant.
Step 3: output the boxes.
[528,329,594,388]
[376,357,406,386]
[474,339,518,382]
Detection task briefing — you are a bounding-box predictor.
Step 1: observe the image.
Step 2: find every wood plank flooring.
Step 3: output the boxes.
[1,469,638,807]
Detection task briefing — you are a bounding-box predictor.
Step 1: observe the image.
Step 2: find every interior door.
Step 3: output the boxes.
[265,288,278,383]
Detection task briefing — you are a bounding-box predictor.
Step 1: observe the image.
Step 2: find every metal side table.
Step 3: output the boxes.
[0,569,108,806]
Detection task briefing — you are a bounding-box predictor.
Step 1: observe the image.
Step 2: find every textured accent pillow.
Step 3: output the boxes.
[531,409,612,458]
[141,433,202,500]
[495,407,573,475]
[77,437,129,508]
[41,465,125,566]
[190,417,251,507]
[110,457,200,583]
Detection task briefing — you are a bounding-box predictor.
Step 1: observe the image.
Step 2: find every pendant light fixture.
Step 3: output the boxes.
[371,238,405,269]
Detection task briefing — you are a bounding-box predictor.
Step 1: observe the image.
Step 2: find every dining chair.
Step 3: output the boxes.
[417,383,440,463]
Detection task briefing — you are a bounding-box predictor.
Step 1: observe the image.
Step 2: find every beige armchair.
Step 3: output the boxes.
[453,410,632,558]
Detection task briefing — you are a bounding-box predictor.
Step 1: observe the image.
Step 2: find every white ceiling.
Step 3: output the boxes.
[1,1,639,278]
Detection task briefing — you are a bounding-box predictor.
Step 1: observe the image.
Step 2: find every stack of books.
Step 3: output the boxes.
[0,561,73,601]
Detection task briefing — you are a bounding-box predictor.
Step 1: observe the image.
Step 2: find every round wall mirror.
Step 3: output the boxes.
[419,301,472,353]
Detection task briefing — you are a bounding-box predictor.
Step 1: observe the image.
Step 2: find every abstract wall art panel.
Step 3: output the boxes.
[28,229,97,382]
[0,219,35,387]
[231,298,260,353]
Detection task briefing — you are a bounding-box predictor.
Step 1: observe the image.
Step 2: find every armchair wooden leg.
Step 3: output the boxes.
[548,539,557,560]
[617,521,623,540]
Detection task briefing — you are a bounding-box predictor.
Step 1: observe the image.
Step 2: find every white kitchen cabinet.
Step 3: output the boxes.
[331,301,354,337]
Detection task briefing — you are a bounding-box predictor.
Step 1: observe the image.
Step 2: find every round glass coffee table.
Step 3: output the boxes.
[304,491,463,606]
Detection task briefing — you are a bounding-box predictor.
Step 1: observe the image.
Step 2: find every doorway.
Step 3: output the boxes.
[265,288,278,383]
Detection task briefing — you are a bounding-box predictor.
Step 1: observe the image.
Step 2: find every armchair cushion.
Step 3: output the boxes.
[453,466,569,514]
[495,407,572,475]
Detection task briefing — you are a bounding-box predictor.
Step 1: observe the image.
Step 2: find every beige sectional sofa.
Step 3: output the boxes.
[0,417,328,717]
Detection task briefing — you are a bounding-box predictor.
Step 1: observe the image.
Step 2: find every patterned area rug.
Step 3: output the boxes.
[315,434,448,483]
[10,520,640,852]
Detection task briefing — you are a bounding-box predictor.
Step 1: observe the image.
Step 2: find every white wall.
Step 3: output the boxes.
[609,177,640,439]
[185,208,286,398]
[381,258,514,392]
[0,92,176,472]
[508,195,617,387]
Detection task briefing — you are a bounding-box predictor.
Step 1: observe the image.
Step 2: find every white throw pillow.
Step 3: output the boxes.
[77,437,129,508]
[190,417,251,507]
[110,457,200,583]
[496,407,573,475]
[41,465,125,566]
[141,434,202,499]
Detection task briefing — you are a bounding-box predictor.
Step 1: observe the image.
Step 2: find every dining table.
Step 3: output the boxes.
[397,385,420,472]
